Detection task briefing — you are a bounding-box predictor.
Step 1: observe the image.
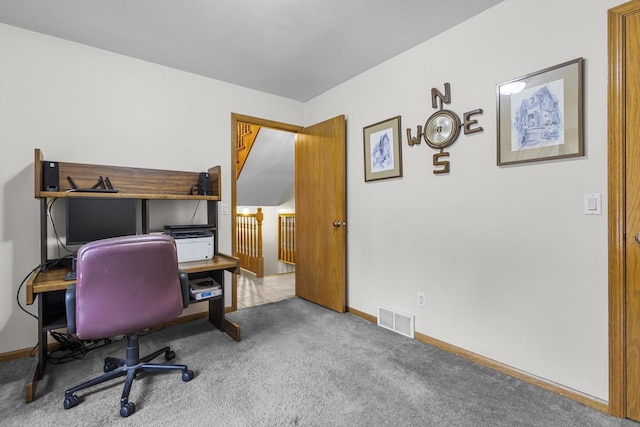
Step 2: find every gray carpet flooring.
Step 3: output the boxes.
[0,297,638,426]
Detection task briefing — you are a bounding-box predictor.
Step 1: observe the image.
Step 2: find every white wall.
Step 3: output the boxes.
[0,24,303,354]
[304,0,617,400]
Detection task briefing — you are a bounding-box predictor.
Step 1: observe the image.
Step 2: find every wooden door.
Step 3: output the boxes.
[610,0,640,420]
[295,115,347,312]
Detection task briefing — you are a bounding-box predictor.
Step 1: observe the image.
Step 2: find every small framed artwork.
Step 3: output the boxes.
[363,115,403,182]
[496,57,584,166]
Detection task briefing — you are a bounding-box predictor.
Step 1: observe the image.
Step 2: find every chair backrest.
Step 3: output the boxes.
[73,234,184,340]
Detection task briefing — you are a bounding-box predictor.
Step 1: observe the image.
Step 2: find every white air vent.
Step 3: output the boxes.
[377,306,415,339]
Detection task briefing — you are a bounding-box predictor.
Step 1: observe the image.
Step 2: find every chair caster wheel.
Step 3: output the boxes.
[63,394,79,409]
[165,350,175,361]
[182,369,194,382]
[104,362,117,372]
[120,402,136,417]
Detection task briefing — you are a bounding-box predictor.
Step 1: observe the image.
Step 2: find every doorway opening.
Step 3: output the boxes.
[230,114,303,311]
[230,113,347,314]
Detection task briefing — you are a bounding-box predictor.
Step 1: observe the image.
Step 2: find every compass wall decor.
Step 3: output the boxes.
[407,83,483,174]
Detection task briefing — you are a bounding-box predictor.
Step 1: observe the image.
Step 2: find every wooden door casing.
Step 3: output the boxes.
[609,0,640,419]
[625,8,640,421]
[230,114,303,312]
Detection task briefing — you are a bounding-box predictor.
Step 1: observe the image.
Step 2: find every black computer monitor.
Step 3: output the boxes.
[66,197,137,245]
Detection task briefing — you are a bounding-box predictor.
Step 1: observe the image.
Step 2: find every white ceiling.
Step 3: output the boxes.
[0,0,503,206]
[0,0,503,102]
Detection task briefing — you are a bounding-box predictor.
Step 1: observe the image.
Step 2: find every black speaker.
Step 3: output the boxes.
[42,161,59,191]
[198,172,211,196]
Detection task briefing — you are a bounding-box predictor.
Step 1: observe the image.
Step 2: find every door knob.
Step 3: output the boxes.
[635,232,640,245]
[332,221,346,228]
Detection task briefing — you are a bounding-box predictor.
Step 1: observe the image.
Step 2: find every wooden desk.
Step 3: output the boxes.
[24,253,239,403]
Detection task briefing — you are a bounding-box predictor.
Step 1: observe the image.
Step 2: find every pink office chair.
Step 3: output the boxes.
[63,234,194,417]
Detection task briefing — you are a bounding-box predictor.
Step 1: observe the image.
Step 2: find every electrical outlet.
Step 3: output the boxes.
[417,292,426,307]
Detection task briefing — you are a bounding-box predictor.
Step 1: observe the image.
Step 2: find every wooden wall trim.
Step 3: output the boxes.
[347,306,377,324]
[348,306,609,414]
[0,344,55,363]
[414,332,609,413]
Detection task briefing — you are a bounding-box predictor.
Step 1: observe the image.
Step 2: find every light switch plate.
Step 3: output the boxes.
[584,193,602,215]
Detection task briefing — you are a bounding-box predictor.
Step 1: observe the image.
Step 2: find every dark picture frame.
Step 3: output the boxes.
[363,116,403,181]
[496,57,584,166]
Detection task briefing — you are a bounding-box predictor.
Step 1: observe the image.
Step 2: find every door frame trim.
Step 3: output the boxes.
[230,113,303,310]
[608,0,640,418]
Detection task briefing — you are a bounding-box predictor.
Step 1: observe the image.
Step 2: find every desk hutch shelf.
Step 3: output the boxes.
[25,148,239,403]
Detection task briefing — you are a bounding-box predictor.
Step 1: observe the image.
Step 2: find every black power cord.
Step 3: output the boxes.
[47,332,113,364]
[16,258,69,357]
[16,197,74,354]
[16,257,70,322]
[47,325,167,364]
[189,199,202,224]
[16,265,41,322]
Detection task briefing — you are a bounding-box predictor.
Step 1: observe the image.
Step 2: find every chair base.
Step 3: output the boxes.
[63,333,194,417]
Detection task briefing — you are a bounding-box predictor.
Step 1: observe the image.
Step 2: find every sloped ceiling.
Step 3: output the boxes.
[237,128,295,207]
[0,0,503,102]
[0,0,504,206]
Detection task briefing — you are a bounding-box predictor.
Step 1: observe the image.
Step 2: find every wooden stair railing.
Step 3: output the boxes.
[278,213,295,265]
[237,207,264,277]
[236,123,261,178]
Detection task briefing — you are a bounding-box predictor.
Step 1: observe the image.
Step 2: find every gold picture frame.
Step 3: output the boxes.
[363,116,403,182]
[497,58,584,166]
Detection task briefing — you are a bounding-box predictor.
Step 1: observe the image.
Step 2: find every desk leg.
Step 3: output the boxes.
[208,292,241,341]
[25,296,49,403]
[208,295,223,329]
[223,319,241,342]
[207,271,241,341]
[25,360,39,403]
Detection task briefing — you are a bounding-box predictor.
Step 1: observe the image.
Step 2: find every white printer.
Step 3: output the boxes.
[164,225,214,263]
